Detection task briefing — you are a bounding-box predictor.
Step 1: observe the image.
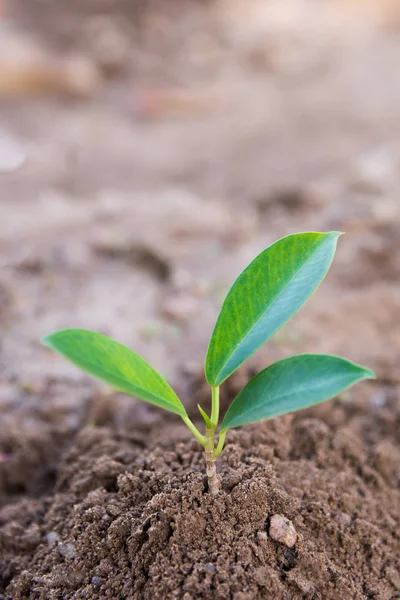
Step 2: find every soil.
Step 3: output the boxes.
[1,386,399,600]
[1,1,400,599]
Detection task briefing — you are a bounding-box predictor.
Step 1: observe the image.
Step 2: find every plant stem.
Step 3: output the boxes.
[183,386,224,494]
[213,430,226,457]
[181,415,207,446]
[210,385,220,426]
[205,385,225,492]
[204,424,220,494]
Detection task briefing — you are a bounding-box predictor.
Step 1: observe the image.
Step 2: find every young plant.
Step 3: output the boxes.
[42,232,375,494]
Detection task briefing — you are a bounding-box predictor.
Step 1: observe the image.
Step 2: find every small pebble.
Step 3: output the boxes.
[269,514,297,547]
[336,512,352,527]
[257,531,269,544]
[58,540,77,558]
[46,531,59,547]
[91,576,102,587]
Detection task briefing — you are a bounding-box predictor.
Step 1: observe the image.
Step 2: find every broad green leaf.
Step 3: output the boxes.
[42,329,187,416]
[205,232,341,386]
[221,354,375,431]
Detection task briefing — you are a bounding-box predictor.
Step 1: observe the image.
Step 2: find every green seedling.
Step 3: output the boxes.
[42,232,375,494]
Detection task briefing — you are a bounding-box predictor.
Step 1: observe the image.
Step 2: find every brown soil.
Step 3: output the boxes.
[1,383,399,600]
[1,0,400,598]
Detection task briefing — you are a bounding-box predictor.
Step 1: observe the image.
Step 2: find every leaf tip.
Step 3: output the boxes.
[41,333,54,348]
[363,367,376,380]
[41,329,69,351]
[326,230,344,240]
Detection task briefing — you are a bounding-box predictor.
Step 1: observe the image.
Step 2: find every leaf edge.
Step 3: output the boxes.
[42,328,187,417]
[220,353,376,432]
[205,231,343,386]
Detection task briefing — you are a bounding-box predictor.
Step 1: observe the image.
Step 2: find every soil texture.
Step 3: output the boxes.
[1,384,399,599]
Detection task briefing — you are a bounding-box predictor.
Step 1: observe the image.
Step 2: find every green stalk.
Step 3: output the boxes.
[201,385,221,493]
[181,415,207,446]
[213,430,227,458]
[184,386,224,494]
[210,385,220,425]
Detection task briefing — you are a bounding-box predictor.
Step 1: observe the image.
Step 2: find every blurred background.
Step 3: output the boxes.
[0,0,399,438]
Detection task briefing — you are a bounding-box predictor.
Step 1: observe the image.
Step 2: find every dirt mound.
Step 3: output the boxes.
[1,383,399,600]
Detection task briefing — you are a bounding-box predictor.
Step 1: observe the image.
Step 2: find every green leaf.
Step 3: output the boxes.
[221,354,375,431]
[42,329,187,416]
[205,232,341,386]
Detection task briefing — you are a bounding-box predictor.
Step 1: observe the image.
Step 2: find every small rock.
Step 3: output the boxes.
[91,576,102,587]
[269,514,297,547]
[57,540,77,558]
[257,530,269,544]
[46,531,59,547]
[287,572,314,595]
[336,512,352,528]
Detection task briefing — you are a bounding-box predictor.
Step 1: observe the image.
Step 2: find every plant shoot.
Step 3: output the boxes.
[43,232,375,493]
